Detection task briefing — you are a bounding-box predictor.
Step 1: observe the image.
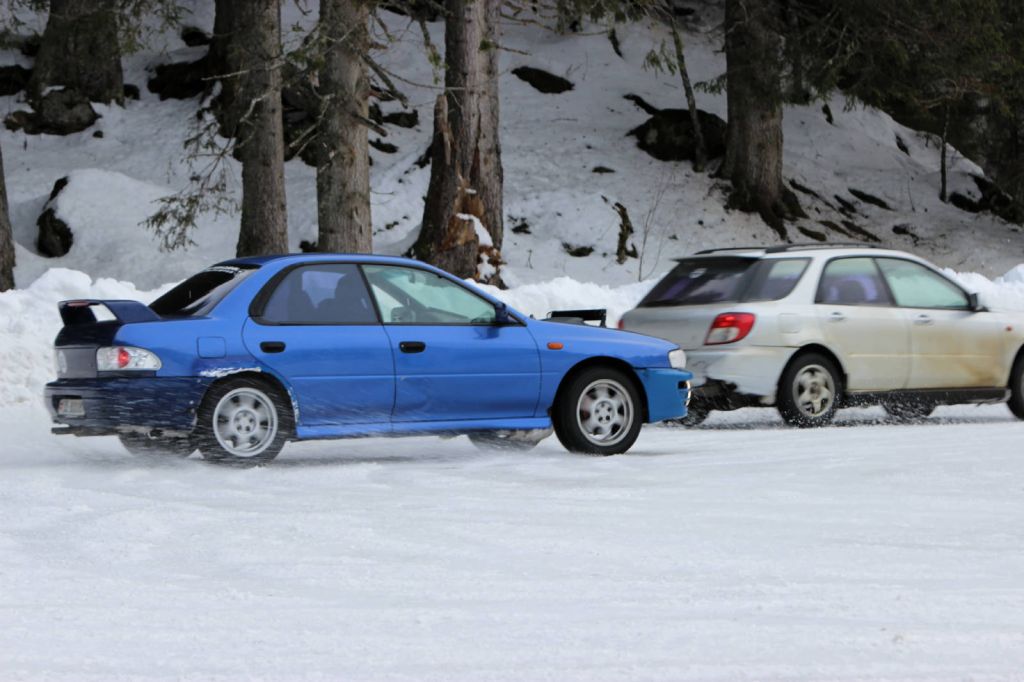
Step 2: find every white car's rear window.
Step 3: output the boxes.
[640,257,808,307]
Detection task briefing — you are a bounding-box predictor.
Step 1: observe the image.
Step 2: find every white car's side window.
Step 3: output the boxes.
[817,258,892,306]
[876,259,969,310]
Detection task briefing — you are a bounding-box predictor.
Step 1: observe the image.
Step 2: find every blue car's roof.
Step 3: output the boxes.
[220,253,424,268]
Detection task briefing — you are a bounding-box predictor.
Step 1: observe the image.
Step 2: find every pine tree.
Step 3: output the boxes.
[28,0,123,104]
[721,0,800,238]
[315,0,372,254]
[232,0,289,257]
[414,0,504,282]
[0,143,14,292]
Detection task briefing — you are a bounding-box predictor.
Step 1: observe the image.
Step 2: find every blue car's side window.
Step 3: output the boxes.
[261,264,378,325]
[362,265,497,325]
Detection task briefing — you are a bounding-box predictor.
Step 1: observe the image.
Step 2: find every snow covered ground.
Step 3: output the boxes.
[2,402,1024,681]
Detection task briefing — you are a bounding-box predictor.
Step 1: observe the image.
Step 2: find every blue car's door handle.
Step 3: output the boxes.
[260,341,286,354]
[399,341,426,354]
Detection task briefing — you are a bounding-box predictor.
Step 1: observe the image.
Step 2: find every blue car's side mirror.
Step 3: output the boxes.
[495,302,513,324]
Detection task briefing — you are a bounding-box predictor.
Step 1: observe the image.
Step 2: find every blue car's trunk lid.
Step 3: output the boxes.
[54,300,161,379]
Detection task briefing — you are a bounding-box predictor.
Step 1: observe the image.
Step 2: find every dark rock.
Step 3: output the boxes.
[608,28,623,58]
[370,138,398,154]
[20,35,40,58]
[180,25,211,47]
[379,0,441,22]
[822,104,834,125]
[796,225,827,241]
[414,145,432,168]
[9,90,100,135]
[36,176,73,257]
[511,221,531,234]
[626,100,727,162]
[833,194,859,216]
[892,223,921,245]
[592,166,615,174]
[4,109,32,132]
[383,109,419,128]
[562,242,594,257]
[369,101,384,125]
[92,130,103,138]
[147,58,209,100]
[949,192,981,213]
[299,240,318,253]
[512,66,574,95]
[895,134,910,155]
[0,65,31,96]
[969,175,1023,223]
[122,83,140,100]
[848,188,892,210]
[37,89,100,134]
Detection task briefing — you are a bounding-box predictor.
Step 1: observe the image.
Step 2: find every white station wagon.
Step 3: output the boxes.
[621,244,1024,426]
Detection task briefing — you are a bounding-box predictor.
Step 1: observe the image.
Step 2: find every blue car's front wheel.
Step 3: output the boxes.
[196,378,292,466]
[553,366,642,455]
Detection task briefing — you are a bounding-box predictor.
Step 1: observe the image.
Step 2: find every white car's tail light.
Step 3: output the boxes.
[705,313,756,345]
[96,346,162,371]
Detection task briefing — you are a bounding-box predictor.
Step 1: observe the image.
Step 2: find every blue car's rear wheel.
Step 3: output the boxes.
[553,366,642,455]
[196,378,291,465]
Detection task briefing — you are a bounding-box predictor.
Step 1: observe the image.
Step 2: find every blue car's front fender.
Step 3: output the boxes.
[636,368,692,423]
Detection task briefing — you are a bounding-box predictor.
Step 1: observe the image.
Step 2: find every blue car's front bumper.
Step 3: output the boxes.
[44,377,212,434]
[637,368,693,423]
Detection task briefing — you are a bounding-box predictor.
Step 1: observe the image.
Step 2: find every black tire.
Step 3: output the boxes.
[118,432,194,458]
[777,352,842,428]
[468,429,550,451]
[669,404,709,428]
[1008,354,1024,420]
[552,366,643,455]
[195,377,292,466]
[882,399,935,422]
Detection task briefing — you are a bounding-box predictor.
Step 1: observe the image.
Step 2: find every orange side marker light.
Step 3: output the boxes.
[547,342,564,350]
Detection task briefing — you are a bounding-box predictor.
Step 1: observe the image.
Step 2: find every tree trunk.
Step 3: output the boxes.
[414,0,503,283]
[315,0,372,254]
[233,0,289,257]
[209,0,239,127]
[939,105,949,202]
[722,0,792,239]
[0,144,14,292]
[670,17,706,172]
[28,0,123,104]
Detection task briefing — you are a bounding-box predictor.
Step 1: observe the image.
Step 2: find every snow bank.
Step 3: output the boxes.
[0,269,167,406]
[5,266,1024,409]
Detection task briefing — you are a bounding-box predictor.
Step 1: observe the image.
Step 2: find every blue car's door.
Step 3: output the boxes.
[362,264,541,422]
[242,263,395,426]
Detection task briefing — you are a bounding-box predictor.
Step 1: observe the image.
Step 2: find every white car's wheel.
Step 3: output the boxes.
[777,353,841,427]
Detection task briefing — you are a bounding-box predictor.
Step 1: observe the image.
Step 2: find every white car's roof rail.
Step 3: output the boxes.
[695,242,885,256]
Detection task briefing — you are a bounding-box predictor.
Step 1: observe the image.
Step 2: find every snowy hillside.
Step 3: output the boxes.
[2,1,1022,292]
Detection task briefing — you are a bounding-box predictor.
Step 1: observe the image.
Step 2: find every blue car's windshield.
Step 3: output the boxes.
[150,264,259,317]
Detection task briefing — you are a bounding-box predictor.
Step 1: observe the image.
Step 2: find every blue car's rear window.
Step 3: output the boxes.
[150,265,259,317]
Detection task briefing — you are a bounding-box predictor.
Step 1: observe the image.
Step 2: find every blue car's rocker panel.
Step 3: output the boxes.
[46,255,692,463]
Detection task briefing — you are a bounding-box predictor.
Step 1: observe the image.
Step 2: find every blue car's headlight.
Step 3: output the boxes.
[668,349,687,370]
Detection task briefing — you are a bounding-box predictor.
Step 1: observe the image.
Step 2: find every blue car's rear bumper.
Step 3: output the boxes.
[637,368,692,423]
[45,377,211,434]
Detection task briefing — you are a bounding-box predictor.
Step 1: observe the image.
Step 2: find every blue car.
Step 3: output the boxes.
[45,255,691,464]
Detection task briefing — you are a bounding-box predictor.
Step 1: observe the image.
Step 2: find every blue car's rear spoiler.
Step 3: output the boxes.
[58,299,161,326]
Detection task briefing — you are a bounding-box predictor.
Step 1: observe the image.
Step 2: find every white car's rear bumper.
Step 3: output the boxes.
[686,345,800,403]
